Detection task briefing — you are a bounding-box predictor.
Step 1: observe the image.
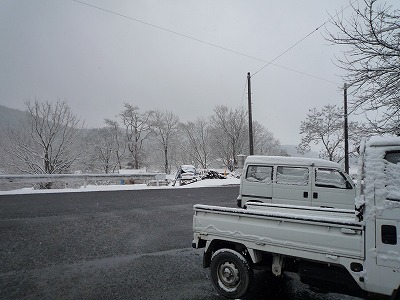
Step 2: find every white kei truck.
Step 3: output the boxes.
[192,137,400,299]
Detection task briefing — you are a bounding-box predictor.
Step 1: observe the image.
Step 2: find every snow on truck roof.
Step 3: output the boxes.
[244,155,341,169]
[367,136,400,147]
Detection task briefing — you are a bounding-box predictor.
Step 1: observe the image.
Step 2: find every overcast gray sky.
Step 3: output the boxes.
[0,0,374,145]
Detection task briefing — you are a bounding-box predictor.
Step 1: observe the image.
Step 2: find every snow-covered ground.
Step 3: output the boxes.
[0,177,240,195]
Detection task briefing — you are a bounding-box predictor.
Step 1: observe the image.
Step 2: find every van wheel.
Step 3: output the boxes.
[210,248,253,299]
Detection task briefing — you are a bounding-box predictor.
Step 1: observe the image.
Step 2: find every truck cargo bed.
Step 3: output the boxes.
[193,203,364,260]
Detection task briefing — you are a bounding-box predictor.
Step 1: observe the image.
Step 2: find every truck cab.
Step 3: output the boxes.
[238,156,355,209]
[359,137,400,296]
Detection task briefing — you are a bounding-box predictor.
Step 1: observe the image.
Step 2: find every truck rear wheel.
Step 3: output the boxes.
[210,248,253,299]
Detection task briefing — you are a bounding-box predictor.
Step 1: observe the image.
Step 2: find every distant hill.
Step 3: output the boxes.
[281,144,319,158]
[0,105,26,129]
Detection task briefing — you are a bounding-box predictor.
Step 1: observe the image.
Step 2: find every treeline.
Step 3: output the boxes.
[81,103,288,174]
[0,100,287,175]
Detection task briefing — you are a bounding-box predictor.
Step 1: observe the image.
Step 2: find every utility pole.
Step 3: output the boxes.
[247,72,254,155]
[344,83,349,174]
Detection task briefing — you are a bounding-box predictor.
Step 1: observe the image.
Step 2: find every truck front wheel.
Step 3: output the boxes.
[210,248,253,299]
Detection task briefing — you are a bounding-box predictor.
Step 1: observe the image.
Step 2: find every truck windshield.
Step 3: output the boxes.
[385,151,400,201]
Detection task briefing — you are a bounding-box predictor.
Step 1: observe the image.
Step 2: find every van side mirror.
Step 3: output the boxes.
[346,181,353,189]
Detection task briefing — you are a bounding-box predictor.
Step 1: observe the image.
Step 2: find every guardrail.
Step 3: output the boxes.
[0,173,167,190]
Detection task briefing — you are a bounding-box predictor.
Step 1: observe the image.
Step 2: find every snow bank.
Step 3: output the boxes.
[0,178,240,195]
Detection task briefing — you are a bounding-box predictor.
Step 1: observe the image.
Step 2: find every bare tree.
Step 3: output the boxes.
[297,104,364,162]
[326,0,400,135]
[179,118,214,169]
[150,110,179,174]
[209,105,247,170]
[1,100,82,180]
[83,128,118,174]
[119,103,152,169]
[252,121,288,156]
[105,118,125,170]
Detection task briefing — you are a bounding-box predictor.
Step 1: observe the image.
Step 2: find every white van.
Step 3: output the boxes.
[237,156,355,210]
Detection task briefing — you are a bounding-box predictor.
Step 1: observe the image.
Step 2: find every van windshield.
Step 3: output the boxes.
[385,151,400,201]
[245,165,272,183]
[315,168,352,189]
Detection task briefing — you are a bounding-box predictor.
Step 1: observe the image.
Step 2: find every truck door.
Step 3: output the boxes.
[272,166,311,206]
[240,165,273,205]
[376,219,400,268]
[376,151,400,268]
[312,168,356,209]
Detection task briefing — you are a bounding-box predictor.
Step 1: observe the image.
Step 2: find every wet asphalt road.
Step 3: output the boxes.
[0,186,362,300]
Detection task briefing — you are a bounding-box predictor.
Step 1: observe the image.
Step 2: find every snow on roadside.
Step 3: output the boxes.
[0,178,240,195]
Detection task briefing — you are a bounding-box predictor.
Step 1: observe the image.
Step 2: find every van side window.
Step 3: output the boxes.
[315,168,350,189]
[384,151,400,201]
[276,166,309,186]
[245,165,272,183]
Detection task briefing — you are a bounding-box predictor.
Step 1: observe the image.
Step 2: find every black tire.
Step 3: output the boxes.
[210,248,253,299]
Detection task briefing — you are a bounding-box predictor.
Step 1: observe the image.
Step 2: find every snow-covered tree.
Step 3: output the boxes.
[104,118,125,170]
[1,100,82,183]
[326,0,400,135]
[83,127,119,173]
[179,118,214,169]
[252,121,288,156]
[150,110,179,174]
[297,104,364,162]
[209,105,247,170]
[119,103,152,169]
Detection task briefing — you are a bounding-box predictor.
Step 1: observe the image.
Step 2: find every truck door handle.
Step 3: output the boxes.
[313,192,318,199]
[341,228,357,234]
[303,192,308,198]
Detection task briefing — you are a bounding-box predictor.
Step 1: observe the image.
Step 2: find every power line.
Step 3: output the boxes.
[251,27,325,77]
[268,63,338,84]
[71,0,268,62]
[71,0,347,85]
[251,1,355,78]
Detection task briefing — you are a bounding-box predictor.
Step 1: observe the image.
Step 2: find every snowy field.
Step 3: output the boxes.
[0,177,240,195]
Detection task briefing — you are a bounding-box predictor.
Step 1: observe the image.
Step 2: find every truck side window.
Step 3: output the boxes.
[381,225,397,245]
[384,151,400,201]
[385,152,400,164]
[315,168,351,189]
[276,166,309,186]
[245,165,272,183]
